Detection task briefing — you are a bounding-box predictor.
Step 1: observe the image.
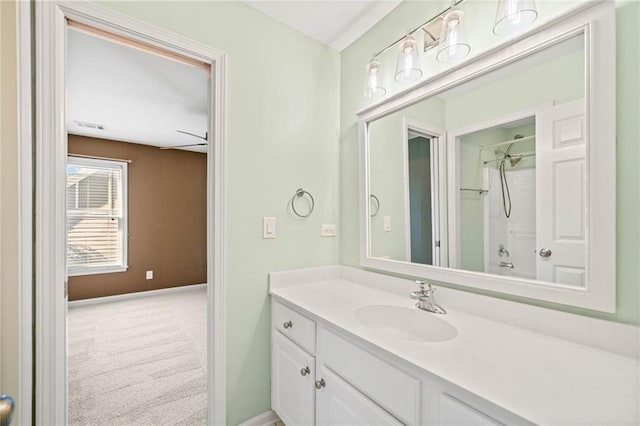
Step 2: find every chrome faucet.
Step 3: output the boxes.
[410,281,446,314]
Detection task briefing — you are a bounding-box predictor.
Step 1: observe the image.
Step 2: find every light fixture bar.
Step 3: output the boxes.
[373,0,466,58]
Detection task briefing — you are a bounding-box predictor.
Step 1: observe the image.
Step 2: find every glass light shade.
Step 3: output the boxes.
[436,10,471,63]
[493,0,538,36]
[363,57,386,99]
[394,35,422,83]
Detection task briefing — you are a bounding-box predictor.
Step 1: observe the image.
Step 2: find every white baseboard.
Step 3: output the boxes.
[68,283,207,307]
[238,410,280,426]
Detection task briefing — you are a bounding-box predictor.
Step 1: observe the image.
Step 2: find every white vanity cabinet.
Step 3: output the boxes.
[271,298,520,426]
[272,299,409,425]
[272,331,316,426]
[315,365,402,426]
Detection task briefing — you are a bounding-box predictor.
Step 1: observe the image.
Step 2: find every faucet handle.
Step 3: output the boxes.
[415,280,425,292]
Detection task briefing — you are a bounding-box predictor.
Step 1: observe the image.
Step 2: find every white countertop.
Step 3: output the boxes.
[270,276,639,425]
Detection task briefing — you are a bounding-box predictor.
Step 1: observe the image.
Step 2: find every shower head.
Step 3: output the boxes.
[509,155,522,167]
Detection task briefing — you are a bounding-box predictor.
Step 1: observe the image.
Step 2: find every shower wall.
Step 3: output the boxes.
[484,167,536,279]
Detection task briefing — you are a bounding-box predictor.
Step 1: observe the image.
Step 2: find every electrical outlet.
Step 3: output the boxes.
[321,224,336,237]
[146,270,153,280]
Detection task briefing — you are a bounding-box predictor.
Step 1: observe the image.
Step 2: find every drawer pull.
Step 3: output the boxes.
[300,366,311,376]
[315,378,326,389]
[283,320,293,329]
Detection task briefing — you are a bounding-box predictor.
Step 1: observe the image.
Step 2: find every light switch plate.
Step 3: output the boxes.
[383,215,392,232]
[263,217,276,239]
[146,270,153,280]
[321,224,336,237]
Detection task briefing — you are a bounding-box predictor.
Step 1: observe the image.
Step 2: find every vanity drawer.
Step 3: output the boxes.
[317,326,421,425]
[273,300,316,354]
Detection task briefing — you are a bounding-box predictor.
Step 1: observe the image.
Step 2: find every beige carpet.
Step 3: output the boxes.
[68,286,207,426]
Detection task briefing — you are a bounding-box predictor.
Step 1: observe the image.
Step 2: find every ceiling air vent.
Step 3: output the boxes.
[74,121,105,130]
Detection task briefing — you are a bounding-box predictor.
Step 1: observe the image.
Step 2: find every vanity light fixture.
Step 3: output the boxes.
[394,34,422,83]
[493,0,538,36]
[436,8,471,63]
[363,55,386,99]
[363,0,539,98]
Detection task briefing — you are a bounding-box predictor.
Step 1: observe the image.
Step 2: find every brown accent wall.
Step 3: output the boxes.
[68,135,207,300]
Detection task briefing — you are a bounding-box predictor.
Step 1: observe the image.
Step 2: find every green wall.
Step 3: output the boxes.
[340,0,640,326]
[99,2,340,424]
[369,97,445,260]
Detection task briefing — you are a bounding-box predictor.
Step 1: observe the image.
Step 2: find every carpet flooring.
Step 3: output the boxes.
[68,287,207,426]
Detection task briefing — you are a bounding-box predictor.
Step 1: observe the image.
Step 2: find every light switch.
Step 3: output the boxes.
[383,215,392,232]
[263,217,276,239]
[321,224,336,237]
[146,270,153,280]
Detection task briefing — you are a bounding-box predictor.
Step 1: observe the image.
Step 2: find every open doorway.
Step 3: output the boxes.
[65,23,209,425]
[33,3,227,424]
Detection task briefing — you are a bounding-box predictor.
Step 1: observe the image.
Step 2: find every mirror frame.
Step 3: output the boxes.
[358,1,616,312]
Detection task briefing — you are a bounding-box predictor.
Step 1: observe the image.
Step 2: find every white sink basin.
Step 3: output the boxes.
[354,305,457,343]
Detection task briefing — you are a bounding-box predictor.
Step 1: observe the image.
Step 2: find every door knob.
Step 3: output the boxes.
[538,248,552,258]
[283,321,293,329]
[315,378,326,389]
[0,395,15,426]
[300,366,310,376]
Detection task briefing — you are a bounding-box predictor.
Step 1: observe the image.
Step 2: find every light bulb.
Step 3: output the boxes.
[363,56,386,99]
[436,9,471,63]
[493,0,538,36]
[394,34,422,83]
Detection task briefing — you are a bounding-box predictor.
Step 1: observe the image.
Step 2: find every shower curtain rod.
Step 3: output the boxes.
[480,134,535,150]
[483,151,535,165]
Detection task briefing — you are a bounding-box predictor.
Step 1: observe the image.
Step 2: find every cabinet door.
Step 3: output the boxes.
[316,365,402,426]
[440,394,502,426]
[272,331,315,426]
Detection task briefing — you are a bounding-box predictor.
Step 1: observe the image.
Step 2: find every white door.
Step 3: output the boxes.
[316,365,402,426]
[535,99,587,286]
[272,331,315,426]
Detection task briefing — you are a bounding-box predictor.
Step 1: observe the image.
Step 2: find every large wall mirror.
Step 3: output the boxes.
[359,2,616,312]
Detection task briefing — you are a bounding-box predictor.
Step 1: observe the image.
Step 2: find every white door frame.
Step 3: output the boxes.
[32,2,227,424]
[446,103,550,270]
[401,118,444,266]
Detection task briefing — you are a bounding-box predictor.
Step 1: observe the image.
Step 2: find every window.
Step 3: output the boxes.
[66,156,128,276]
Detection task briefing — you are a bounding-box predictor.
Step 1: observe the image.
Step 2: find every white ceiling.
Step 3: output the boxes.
[243,0,403,51]
[67,2,402,152]
[67,29,209,153]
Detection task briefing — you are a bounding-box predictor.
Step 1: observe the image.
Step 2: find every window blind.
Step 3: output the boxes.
[66,158,126,273]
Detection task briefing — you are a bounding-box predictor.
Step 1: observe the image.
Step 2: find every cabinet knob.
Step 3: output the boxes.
[283,320,293,329]
[315,378,326,389]
[300,366,310,376]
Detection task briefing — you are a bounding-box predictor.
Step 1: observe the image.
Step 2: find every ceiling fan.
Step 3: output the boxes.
[160,130,208,150]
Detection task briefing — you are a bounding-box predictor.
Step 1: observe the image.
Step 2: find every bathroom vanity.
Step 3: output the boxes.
[269,3,636,425]
[269,266,639,425]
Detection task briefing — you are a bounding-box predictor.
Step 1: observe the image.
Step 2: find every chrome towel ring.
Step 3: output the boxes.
[291,188,315,218]
[369,194,380,217]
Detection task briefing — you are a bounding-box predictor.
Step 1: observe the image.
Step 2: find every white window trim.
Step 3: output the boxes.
[66,156,128,276]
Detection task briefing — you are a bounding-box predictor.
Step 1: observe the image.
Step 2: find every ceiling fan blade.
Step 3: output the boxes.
[160,142,208,150]
[176,129,207,140]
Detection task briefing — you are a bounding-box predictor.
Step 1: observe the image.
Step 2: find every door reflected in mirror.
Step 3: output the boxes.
[367,33,586,287]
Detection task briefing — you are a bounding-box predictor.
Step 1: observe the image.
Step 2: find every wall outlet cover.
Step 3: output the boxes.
[321,224,336,237]
[263,217,276,239]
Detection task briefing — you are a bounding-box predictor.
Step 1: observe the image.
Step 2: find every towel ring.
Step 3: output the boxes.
[369,194,380,217]
[291,188,314,218]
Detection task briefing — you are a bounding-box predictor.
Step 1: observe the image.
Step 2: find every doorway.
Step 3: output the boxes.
[402,119,443,267]
[33,3,227,424]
